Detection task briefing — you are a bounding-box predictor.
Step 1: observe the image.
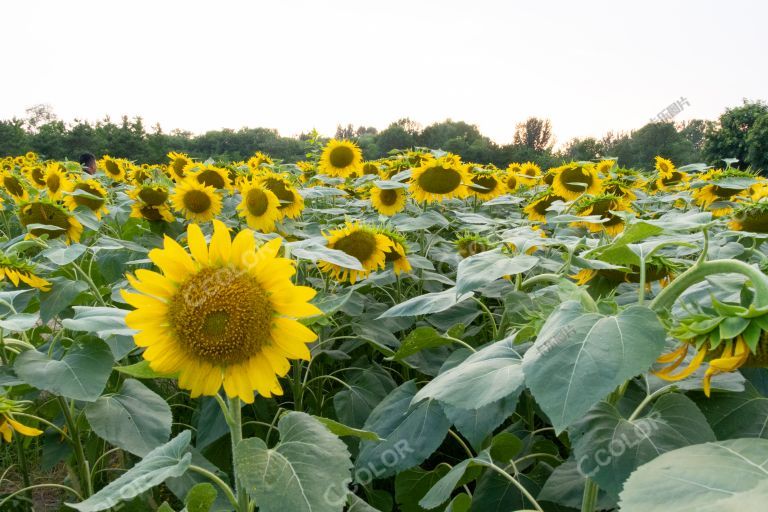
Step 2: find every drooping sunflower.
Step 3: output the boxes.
[99,155,127,182]
[524,190,566,222]
[319,139,363,178]
[551,162,603,200]
[170,179,223,223]
[692,169,751,216]
[0,253,51,291]
[318,221,393,284]
[729,202,768,233]
[0,397,43,443]
[23,165,47,189]
[571,257,677,290]
[518,162,542,186]
[409,156,471,203]
[122,220,321,402]
[167,152,193,181]
[378,228,412,275]
[361,161,380,176]
[254,172,304,219]
[0,169,29,201]
[43,163,73,200]
[18,199,83,243]
[130,203,175,222]
[603,179,638,201]
[247,152,274,171]
[236,179,281,232]
[370,186,407,216]
[573,194,634,236]
[184,163,233,192]
[468,170,507,201]
[64,179,110,219]
[455,232,491,258]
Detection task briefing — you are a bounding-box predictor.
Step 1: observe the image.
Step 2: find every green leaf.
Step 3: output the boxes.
[333,369,394,429]
[390,326,456,361]
[538,457,616,510]
[445,493,471,512]
[234,412,353,512]
[185,483,217,512]
[412,337,526,410]
[619,439,768,511]
[523,302,667,432]
[314,416,382,441]
[395,211,449,232]
[0,312,39,332]
[39,277,89,323]
[292,243,364,270]
[570,394,715,497]
[455,251,538,294]
[443,395,519,450]
[62,306,135,337]
[347,493,383,512]
[113,360,177,379]
[378,288,474,318]
[84,379,172,457]
[41,242,87,265]
[14,339,114,401]
[66,431,192,512]
[696,382,768,439]
[395,464,451,512]
[357,381,450,479]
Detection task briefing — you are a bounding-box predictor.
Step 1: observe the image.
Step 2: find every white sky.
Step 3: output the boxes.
[1,0,766,146]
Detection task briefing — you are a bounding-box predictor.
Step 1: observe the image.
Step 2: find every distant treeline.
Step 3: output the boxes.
[1,100,766,171]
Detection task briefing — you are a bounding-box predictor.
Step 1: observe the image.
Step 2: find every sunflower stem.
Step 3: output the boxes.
[58,396,92,498]
[13,429,32,501]
[581,478,599,512]
[227,397,250,512]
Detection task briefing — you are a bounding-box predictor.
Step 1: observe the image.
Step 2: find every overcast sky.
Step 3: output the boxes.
[1,0,766,146]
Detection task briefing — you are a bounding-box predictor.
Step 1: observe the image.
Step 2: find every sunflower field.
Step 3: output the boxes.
[1,139,768,512]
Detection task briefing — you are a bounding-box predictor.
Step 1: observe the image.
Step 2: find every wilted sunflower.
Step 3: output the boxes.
[122,220,321,402]
[130,203,175,222]
[370,186,407,216]
[469,170,506,201]
[0,169,29,201]
[184,163,233,191]
[18,199,83,243]
[167,152,193,181]
[518,162,542,186]
[319,139,363,178]
[410,156,471,203]
[255,172,304,219]
[0,397,43,443]
[236,179,281,232]
[170,179,222,223]
[43,163,73,200]
[0,253,51,291]
[524,190,566,222]
[319,221,393,283]
[551,162,602,200]
[247,152,274,171]
[64,179,109,218]
[729,202,768,233]
[573,194,633,236]
[455,232,491,258]
[378,228,412,275]
[99,156,127,182]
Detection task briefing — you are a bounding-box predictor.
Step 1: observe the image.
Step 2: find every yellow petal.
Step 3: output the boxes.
[209,220,232,265]
[230,229,256,268]
[7,417,43,437]
[187,223,209,266]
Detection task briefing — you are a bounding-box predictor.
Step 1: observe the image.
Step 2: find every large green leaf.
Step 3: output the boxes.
[14,339,114,401]
[455,251,538,294]
[390,326,456,361]
[395,464,451,512]
[412,338,526,410]
[696,381,768,439]
[0,312,39,332]
[443,394,519,449]
[62,306,135,337]
[39,277,89,323]
[234,412,353,512]
[84,378,172,456]
[570,393,715,497]
[357,381,450,479]
[67,431,192,512]
[379,288,474,318]
[538,457,616,510]
[619,438,768,511]
[523,302,667,432]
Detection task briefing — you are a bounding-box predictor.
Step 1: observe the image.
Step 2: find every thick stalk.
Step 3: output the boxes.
[58,397,92,497]
[227,397,250,512]
[581,478,599,512]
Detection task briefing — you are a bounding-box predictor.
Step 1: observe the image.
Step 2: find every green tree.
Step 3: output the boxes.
[746,112,768,173]
[513,117,553,151]
[0,119,31,155]
[703,99,768,168]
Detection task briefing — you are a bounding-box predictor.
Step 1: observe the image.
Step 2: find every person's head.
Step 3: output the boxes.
[79,153,97,175]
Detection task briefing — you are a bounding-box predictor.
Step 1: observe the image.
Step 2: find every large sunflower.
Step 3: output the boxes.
[236,179,281,232]
[167,152,193,181]
[130,203,175,222]
[122,221,321,402]
[319,139,363,178]
[255,172,304,219]
[63,179,110,219]
[572,194,633,236]
[0,169,29,201]
[247,152,274,171]
[468,170,506,201]
[378,229,412,275]
[409,156,471,203]
[551,163,602,200]
[23,165,47,189]
[524,190,566,222]
[729,202,768,233]
[18,199,83,243]
[170,179,222,223]
[129,183,170,206]
[0,253,51,291]
[319,221,393,284]
[518,162,542,186]
[99,156,127,182]
[43,163,73,201]
[370,186,407,216]
[184,163,233,191]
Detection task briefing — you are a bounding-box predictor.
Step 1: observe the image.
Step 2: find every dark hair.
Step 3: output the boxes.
[79,153,96,166]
